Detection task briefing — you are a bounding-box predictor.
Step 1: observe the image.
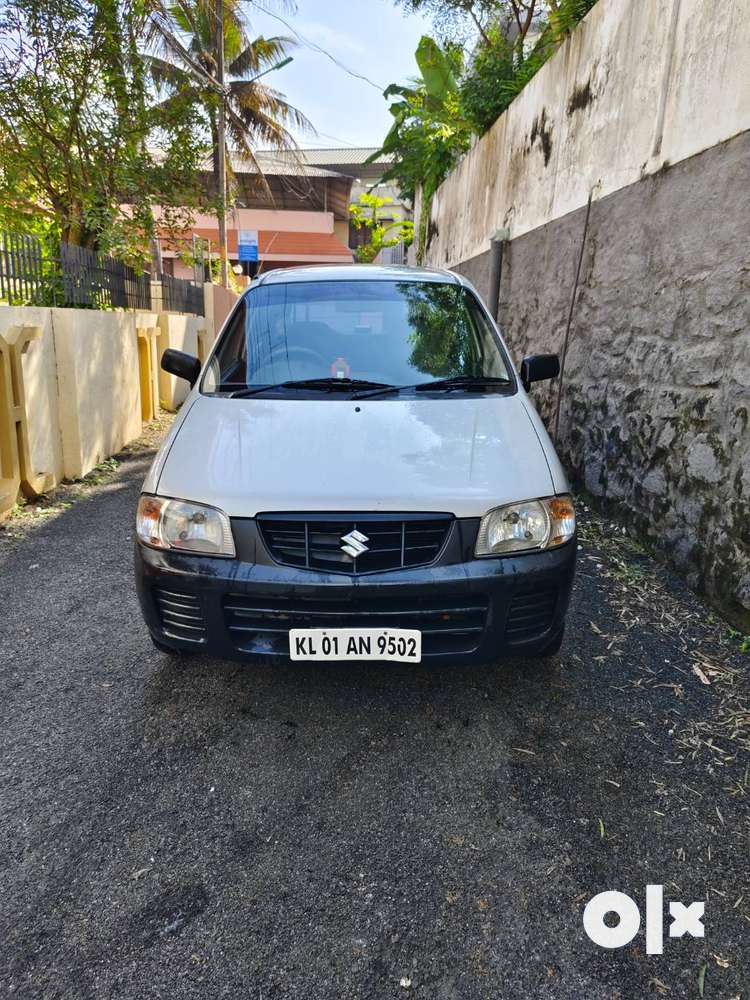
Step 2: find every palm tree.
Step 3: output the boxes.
[146,0,310,276]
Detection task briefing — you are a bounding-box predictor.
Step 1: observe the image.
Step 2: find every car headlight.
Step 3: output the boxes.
[136,495,235,557]
[475,495,575,556]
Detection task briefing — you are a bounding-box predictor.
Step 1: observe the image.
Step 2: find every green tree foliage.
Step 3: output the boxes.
[0,0,207,256]
[368,36,471,260]
[460,0,600,132]
[147,0,309,198]
[396,0,588,52]
[396,0,504,46]
[397,1,600,137]
[377,1,600,255]
[349,193,414,264]
[459,22,516,133]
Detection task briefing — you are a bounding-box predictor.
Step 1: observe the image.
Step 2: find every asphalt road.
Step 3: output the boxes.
[1,444,748,999]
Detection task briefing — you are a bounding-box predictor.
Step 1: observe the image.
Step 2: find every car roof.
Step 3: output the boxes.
[253,263,463,286]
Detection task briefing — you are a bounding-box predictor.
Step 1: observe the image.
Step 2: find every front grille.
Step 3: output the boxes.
[223,593,488,657]
[154,587,207,643]
[504,585,558,644]
[257,514,453,575]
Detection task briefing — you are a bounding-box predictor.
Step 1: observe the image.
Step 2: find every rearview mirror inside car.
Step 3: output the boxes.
[161,348,201,387]
[520,354,560,391]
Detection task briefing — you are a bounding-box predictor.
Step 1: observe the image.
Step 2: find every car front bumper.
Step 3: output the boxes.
[134,532,577,666]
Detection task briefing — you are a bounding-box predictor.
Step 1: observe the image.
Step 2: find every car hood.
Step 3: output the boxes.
[153,393,562,518]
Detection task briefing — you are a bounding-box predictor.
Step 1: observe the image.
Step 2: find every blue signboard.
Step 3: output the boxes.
[238,229,258,262]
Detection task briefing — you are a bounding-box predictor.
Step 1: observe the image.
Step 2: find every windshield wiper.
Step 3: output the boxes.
[229,377,394,398]
[352,375,511,400]
[415,375,511,392]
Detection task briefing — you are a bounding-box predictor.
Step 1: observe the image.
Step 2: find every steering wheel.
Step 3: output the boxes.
[267,344,327,367]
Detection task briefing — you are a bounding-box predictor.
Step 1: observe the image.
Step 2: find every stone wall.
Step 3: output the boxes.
[453,132,750,628]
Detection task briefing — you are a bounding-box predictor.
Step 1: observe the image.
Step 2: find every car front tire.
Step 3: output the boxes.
[535,626,565,660]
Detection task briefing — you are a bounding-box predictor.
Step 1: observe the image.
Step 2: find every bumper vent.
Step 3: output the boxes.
[154,587,207,644]
[257,514,453,575]
[505,585,558,644]
[223,593,488,657]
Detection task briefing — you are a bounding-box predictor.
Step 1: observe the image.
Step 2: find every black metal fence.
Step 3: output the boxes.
[161,272,205,316]
[0,230,204,315]
[0,232,53,306]
[59,242,152,311]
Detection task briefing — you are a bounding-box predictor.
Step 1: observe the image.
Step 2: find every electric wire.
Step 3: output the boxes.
[247,1,385,91]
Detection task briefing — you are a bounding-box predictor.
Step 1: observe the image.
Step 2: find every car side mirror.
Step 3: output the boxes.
[520,354,560,391]
[161,348,201,387]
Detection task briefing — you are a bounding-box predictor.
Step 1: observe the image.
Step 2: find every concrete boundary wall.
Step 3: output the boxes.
[424,0,750,268]
[52,309,143,479]
[451,131,750,628]
[0,286,233,516]
[205,283,240,342]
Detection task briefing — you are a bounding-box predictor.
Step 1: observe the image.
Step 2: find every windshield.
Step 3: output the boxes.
[203,279,512,393]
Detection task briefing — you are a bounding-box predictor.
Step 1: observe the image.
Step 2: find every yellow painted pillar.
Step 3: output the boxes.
[156,312,173,411]
[0,325,53,519]
[0,335,18,518]
[148,327,160,418]
[136,326,160,423]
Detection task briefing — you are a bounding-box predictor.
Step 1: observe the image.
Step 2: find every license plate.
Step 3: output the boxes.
[289,628,421,662]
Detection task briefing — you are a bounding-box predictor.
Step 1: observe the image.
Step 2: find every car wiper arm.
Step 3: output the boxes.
[229,375,510,400]
[289,377,394,392]
[229,377,393,398]
[353,375,511,400]
[351,383,412,399]
[414,375,511,392]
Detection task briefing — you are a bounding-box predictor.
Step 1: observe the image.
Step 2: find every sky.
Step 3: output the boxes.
[246,0,433,149]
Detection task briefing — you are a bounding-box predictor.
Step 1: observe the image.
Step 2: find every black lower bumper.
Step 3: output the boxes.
[134,537,576,666]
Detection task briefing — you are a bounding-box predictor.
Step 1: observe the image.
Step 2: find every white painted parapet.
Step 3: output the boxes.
[425,0,750,268]
[51,309,142,479]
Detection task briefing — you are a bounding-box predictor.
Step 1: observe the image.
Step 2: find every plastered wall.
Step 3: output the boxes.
[52,309,143,478]
[0,288,219,512]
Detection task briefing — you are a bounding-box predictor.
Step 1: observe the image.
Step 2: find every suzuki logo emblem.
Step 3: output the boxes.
[341,529,369,559]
